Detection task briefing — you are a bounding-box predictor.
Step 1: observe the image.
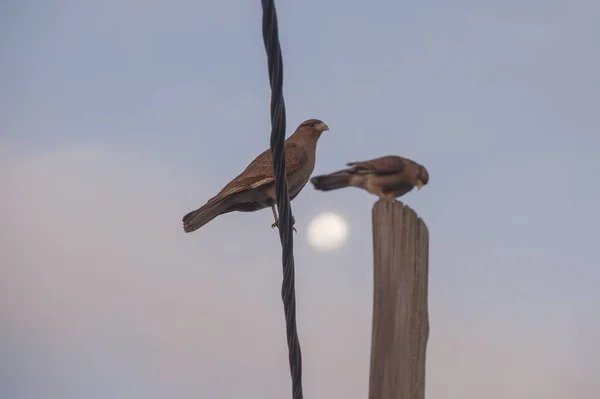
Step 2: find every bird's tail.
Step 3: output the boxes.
[182,199,229,233]
[310,172,352,191]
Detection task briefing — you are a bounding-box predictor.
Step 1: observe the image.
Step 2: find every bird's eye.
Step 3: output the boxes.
[311,122,317,127]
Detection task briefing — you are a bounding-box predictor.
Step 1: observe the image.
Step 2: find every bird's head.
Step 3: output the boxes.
[416,165,429,190]
[297,118,329,139]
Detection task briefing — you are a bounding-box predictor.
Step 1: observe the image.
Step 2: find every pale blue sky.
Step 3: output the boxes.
[2,1,599,398]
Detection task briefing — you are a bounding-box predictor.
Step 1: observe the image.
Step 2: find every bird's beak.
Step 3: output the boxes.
[316,122,329,132]
[416,180,424,190]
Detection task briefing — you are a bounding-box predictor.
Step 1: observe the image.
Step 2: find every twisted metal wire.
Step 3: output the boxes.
[260,1,303,398]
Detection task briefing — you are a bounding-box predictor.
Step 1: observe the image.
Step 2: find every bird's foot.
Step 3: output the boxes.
[271,216,297,233]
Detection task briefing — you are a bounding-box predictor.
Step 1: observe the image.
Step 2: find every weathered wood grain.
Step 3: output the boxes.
[368,199,430,399]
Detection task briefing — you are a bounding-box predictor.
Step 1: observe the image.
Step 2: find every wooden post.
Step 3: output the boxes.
[368,199,430,399]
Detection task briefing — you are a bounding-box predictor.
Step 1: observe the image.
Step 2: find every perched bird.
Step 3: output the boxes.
[310,155,429,199]
[182,119,330,233]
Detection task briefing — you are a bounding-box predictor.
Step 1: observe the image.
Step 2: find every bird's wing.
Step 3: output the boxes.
[346,155,406,175]
[207,142,309,204]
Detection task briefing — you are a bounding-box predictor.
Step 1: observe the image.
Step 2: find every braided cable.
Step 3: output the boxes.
[260,1,303,398]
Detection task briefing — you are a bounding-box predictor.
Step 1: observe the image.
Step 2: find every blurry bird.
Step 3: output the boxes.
[310,155,429,199]
[182,119,330,233]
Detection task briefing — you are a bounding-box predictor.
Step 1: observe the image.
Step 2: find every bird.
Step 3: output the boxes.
[310,155,429,199]
[182,119,330,233]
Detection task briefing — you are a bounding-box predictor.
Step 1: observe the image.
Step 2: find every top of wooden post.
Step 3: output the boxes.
[372,199,428,236]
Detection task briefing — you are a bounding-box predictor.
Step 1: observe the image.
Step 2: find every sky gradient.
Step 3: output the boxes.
[2,1,599,398]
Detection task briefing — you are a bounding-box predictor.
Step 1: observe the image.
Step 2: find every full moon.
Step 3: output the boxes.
[306,212,350,252]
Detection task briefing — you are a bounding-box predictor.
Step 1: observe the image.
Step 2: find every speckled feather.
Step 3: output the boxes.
[346,155,407,174]
[207,142,309,206]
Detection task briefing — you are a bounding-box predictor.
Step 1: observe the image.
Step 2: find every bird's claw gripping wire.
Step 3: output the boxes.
[272,216,297,233]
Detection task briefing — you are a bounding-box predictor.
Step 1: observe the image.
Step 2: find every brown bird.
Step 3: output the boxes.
[310,155,429,199]
[182,119,330,233]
